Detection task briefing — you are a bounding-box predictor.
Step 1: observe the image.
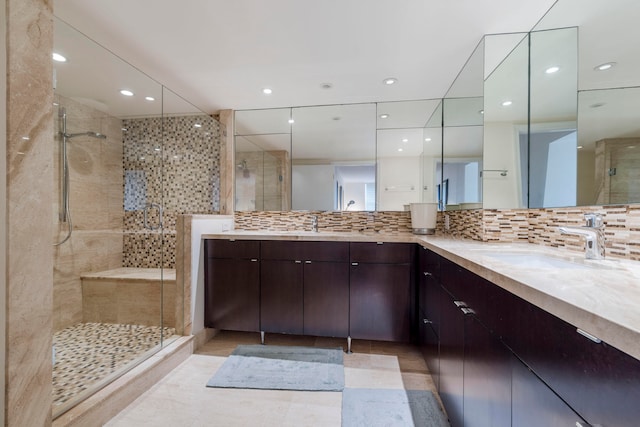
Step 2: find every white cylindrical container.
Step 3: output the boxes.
[409,203,438,235]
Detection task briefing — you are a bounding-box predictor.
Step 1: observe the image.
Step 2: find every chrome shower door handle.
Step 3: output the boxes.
[143,203,163,230]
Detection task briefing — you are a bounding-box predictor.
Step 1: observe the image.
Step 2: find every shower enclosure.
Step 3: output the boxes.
[52,18,221,417]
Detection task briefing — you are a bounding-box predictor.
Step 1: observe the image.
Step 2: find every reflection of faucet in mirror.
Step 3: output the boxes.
[558,213,605,260]
[345,200,355,210]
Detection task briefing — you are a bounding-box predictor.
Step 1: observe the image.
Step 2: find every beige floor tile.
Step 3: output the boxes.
[106,331,440,426]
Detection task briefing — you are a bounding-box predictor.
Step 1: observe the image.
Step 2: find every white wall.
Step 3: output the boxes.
[483,122,523,208]
[191,215,234,334]
[292,165,334,210]
[377,156,420,211]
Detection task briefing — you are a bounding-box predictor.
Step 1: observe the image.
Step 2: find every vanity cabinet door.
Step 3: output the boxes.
[517,302,640,427]
[349,262,411,341]
[463,315,511,427]
[204,239,260,332]
[349,242,414,342]
[418,246,441,387]
[260,259,304,334]
[260,241,350,337]
[438,285,465,427]
[512,356,587,427]
[303,260,349,337]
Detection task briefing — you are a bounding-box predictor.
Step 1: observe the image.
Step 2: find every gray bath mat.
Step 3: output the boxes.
[342,388,449,427]
[206,344,344,391]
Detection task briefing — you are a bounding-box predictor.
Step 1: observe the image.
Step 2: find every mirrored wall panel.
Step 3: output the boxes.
[533,0,640,207]
[376,100,442,211]
[483,33,529,209]
[443,40,484,211]
[292,104,376,211]
[234,108,292,211]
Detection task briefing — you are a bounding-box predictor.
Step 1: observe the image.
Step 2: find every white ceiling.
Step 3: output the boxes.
[53,0,556,114]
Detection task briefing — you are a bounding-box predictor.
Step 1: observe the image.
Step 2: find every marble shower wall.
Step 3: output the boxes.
[6,0,54,424]
[122,115,222,268]
[52,95,124,332]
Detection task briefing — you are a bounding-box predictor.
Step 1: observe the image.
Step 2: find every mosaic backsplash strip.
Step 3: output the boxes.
[234,210,412,233]
[122,115,223,267]
[235,204,640,261]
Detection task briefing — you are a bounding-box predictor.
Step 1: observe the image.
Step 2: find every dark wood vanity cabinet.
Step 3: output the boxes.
[260,240,350,337]
[349,242,414,342]
[422,248,640,427]
[204,240,260,332]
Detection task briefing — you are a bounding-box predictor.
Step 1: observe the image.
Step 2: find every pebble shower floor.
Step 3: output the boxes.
[52,322,176,407]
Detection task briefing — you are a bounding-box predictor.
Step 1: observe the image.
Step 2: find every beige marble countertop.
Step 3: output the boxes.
[203,231,640,361]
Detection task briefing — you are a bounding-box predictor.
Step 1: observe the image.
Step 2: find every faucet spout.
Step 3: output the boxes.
[558,213,605,260]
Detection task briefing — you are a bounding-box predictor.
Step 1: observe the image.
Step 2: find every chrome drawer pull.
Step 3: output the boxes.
[423,318,433,324]
[250,259,258,262]
[423,272,432,276]
[577,328,602,344]
[461,307,476,315]
[453,301,467,308]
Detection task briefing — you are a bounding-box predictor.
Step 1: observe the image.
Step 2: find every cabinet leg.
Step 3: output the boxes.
[260,331,265,345]
[346,336,352,354]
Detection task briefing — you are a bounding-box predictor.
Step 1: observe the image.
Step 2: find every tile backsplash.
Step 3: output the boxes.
[235,204,640,261]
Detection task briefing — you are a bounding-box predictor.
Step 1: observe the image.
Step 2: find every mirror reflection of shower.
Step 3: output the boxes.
[55,107,107,246]
[237,159,250,178]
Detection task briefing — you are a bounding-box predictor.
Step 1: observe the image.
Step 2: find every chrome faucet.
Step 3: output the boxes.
[558,213,605,260]
[311,215,318,232]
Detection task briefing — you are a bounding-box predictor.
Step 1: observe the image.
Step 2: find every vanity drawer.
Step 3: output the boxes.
[261,240,349,262]
[205,239,260,259]
[350,242,412,264]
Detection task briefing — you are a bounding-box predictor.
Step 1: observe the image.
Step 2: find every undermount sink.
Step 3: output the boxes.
[481,252,594,270]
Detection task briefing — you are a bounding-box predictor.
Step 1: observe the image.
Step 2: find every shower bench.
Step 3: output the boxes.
[80,267,176,328]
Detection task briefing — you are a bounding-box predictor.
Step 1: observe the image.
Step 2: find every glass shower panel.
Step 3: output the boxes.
[52,16,167,417]
[161,87,223,336]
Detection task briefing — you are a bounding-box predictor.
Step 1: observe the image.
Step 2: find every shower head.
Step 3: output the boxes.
[62,131,107,140]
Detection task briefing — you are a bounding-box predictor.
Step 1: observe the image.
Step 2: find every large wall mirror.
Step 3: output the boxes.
[234,101,443,212]
[442,39,484,211]
[531,0,639,207]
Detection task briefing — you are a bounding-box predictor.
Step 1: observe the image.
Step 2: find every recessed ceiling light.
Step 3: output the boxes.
[120,89,134,97]
[383,77,398,85]
[398,148,403,152]
[595,62,616,71]
[288,119,295,124]
[145,96,155,101]
[21,136,30,140]
[577,145,583,149]
[479,110,484,115]
[52,52,67,62]
[262,88,273,95]
[402,138,409,143]
[379,114,389,119]
[545,66,560,74]
[332,116,341,121]
[590,102,606,108]
[501,100,513,107]
[121,127,128,132]
[425,138,432,142]
[320,83,333,90]
[194,123,202,128]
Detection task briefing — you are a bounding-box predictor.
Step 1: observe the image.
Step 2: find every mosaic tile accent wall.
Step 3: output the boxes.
[122,115,223,268]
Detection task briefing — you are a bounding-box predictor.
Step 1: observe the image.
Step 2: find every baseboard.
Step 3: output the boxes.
[193,327,219,351]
